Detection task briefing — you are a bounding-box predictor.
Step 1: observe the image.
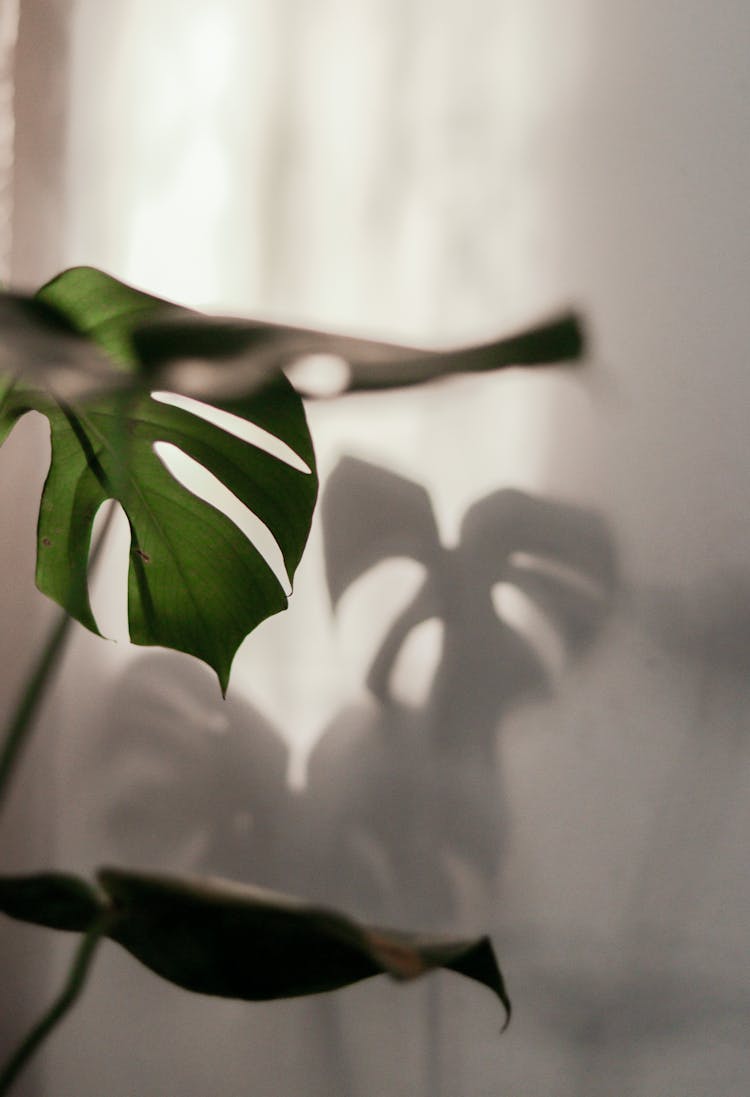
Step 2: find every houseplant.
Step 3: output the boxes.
[0,265,583,1093]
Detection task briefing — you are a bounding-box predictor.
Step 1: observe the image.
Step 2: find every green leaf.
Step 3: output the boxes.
[0,268,318,692]
[0,872,106,932]
[136,309,584,401]
[98,867,510,1023]
[0,267,584,687]
[0,866,510,1024]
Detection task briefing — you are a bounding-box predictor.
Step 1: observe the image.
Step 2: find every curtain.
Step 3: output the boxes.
[1,4,73,1093]
[3,1,750,1094]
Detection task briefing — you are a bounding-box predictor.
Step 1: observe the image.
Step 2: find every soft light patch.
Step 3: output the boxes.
[335,557,426,697]
[492,580,564,681]
[510,550,605,601]
[286,354,351,398]
[389,617,444,709]
[87,500,131,644]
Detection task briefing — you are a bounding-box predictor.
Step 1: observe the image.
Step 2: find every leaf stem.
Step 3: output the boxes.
[0,502,116,814]
[0,914,112,1096]
[0,377,16,420]
[0,610,73,813]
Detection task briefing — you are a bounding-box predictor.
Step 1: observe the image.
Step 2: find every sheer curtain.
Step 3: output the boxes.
[1,4,75,1092]
[3,1,750,1095]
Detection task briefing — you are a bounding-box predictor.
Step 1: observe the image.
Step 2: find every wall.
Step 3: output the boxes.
[2,2,749,1094]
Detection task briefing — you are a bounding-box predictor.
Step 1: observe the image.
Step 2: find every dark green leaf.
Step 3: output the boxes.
[0,866,509,1021]
[0,268,318,691]
[97,867,509,1022]
[0,872,106,932]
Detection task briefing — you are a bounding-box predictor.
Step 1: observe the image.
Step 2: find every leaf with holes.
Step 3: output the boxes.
[0,266,586,688]
[0,267,317,692]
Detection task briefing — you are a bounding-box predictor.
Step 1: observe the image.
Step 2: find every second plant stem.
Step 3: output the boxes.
[0,502,116,814]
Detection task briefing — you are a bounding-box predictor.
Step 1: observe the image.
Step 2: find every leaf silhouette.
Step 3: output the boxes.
[0,275,583,403]
[0,873,105,933]
[90,652,294,886]
[310,459,617,924]
[140,309,584,400]
[0,868,510,1025]
[323,459,616,741]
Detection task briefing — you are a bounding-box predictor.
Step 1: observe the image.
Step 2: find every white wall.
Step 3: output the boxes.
[2,2,749,1094]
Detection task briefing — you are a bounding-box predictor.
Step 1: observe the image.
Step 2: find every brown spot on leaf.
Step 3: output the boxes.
[134,548,151,563]
[366,932,428,980]
[42,537,52,547]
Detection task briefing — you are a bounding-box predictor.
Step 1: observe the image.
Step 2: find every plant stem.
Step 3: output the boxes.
[0,914,112,1096]
[0,610,73,813]
[0,502,116,813]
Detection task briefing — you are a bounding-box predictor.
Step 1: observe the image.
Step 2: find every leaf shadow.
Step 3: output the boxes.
[306,457,617,927]
[90,456,616,930]
[91,653,300,890]
[642,567,750,681]
[82,457,617,1093]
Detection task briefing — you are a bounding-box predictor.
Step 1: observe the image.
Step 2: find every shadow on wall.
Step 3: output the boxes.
[645,569,750,681]
[307,457,617,927]
[90,456,617,929]
[63,486,750,1093]
[80,455,617,1095]
[495,570,750,1097]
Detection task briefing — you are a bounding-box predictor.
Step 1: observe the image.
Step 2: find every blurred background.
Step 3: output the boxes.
[1,1,749,1094]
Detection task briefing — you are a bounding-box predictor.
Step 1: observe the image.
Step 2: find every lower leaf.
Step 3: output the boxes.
[0,867,510,1026]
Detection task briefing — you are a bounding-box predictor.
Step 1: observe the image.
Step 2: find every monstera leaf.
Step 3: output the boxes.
[0,267,585,688]
[0,268,318,691]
